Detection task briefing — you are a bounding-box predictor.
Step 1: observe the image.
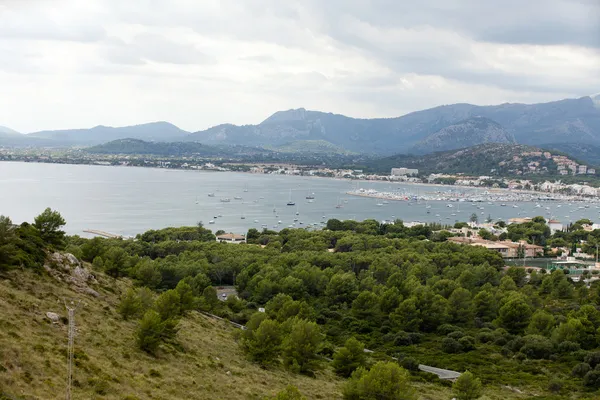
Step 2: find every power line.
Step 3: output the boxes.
[64,300,81,400]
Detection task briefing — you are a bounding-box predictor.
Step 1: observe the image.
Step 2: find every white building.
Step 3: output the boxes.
[391,167,419,176]
[216,233,246,244]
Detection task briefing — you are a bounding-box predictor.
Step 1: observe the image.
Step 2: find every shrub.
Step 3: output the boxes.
[437,324,461,335]
[557,341,580,354]
[448,331,466,340]
[399,356,420,372]
[267,385,306,400]
[442,337,463,354]
[572,363,591,378]
[583,370,600,388]
[458,336,476,352]
[452,371,483,400]
[118,288,142,320]
[344,362,415,400]
[584,352,600,368]
[520,335,554,359]
[476,331,495,344]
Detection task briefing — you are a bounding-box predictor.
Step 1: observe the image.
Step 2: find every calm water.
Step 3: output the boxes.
[1,162,598,237]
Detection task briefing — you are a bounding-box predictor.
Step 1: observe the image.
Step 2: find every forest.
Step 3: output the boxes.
[1,209,600,399]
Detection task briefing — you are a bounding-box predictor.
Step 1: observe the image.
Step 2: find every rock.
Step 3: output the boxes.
[46,312,60,323]
[226,371,231,376]
[65,253,80,267]
[72,266,91,282]
[81,287,100,298]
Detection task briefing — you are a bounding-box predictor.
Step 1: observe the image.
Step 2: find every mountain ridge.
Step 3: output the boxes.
[411,116,516,154]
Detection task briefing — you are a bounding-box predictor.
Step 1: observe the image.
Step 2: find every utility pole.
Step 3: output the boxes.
[65,300,81,400]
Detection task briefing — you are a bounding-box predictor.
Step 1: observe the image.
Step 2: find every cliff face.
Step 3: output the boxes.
[411,117,515,153]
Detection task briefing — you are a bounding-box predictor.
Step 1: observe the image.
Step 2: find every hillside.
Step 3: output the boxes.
[0,126,20,135]
[270,140,356,155]
[412,117,515,154]
[0,267,343,399]
[86,138,273,157]
[366,143,594,176]
[26,122,190,146]
[541,143,600,166]
[186,97,600,155]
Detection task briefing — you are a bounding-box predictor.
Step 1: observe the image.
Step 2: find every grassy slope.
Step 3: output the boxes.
[0,268,343,400]
[0,266,565,400]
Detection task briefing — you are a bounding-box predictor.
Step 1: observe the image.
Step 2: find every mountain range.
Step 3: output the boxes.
[2,95,600,157]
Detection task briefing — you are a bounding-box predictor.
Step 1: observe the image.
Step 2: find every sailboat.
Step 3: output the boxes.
[195,196,199,204]
[287,189,295,206]
[243,184,248,193]
[336,197,343,209]
[306,190,315,200]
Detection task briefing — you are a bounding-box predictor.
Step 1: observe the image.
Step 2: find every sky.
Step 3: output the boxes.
[0,0,599,133]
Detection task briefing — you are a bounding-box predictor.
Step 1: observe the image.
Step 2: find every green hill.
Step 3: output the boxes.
[270,140,356,155]
[366,143,597,177]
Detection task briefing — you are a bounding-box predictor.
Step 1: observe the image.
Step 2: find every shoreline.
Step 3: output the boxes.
[0,158,596,202]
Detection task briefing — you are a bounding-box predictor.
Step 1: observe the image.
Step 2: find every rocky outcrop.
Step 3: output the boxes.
[44,252,99,297]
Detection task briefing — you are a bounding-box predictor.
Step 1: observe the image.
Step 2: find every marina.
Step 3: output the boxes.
[1,161,600,237]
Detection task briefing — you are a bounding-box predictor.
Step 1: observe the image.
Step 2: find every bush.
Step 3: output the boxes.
[266,385,306,400]
[282,319,322,374]
[344,362,415,400]
[442,337,463,354]
[118,288,142,320]
[584,352,600,368]
[399,356,420,372]
[448,331,465,340]
[452,370,483,400]
[572,363,591,378]
[393,331,413,346]
[476,331,495,344]
[458,336,476,352]
[583,370,600,388]
[557,341,580,354]
[437,324,461,335]
[520,335,554,359]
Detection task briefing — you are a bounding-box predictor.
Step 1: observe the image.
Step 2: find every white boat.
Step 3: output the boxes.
[287,189,295,206]
[254,219,259,223]
[278,220,282,224]
[208,193,215,197]
[382,200,389,204]
[220,198,230,203]
[209,220,215,224]
[234,196,243,200]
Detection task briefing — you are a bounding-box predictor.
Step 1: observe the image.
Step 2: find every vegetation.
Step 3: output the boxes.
[2,211,600,399]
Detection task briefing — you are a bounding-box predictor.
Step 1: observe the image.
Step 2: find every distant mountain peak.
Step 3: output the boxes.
[261,108,308,125]
[0,126,21,135]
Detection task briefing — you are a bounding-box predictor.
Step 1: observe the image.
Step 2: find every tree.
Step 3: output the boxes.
[154,289,181,320]
[201,286,220,311]
[526,310,555,336]
[470,213,478,224]
[118,288,142,320]
[344,361,415,400]
[496,295,532,333]
[0,215,18,269]
[33,208,66,247]
[242,318,282,367]
[332,337,367,377]
[448,288,474,324]
[452,371,483,400]
[282,319,322,374]
[175,280,195,313]
[136,310,166,355]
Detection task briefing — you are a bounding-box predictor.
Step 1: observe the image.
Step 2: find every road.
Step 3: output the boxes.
[216,286,238,301]
[418,364,461,380]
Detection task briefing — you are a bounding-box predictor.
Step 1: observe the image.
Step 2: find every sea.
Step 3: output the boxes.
[1,161,598,237]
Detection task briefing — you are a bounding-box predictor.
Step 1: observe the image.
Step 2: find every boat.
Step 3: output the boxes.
[254,219,259,223]
[382,200,389,204]
[336,197,343,209]
[287,189,295,206]
[195,197,199,204]
[278,220,282,224]
[209,220,215,224]
[501,203,506,207]
[243,184,249,193]
[241,214,246,220]
[220,198,230,203]
[208,193,215,197]
[261,224,268,228]
[306,192,315,200]
[234,196,243,200]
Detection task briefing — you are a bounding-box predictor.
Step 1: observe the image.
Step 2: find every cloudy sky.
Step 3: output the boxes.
[1,0,599,133]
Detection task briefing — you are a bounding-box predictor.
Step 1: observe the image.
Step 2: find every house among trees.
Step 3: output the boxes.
[216,233,246,244]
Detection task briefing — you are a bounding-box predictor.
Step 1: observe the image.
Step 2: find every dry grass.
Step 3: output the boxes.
[0,268,547,400]
[0,269,343,400]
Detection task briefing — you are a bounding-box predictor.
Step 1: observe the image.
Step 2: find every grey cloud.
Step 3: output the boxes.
[103,34,213,66]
